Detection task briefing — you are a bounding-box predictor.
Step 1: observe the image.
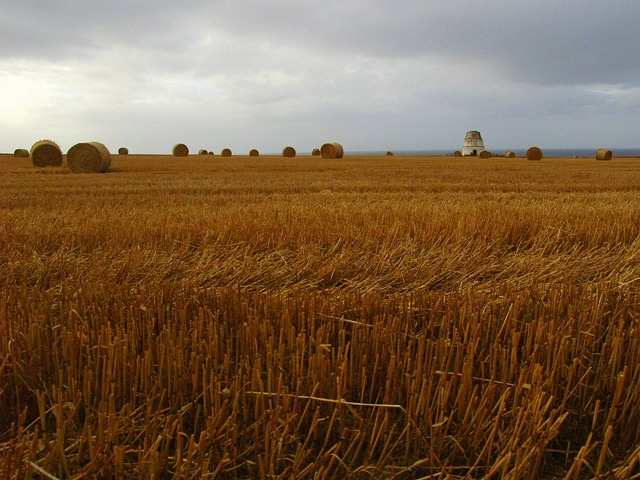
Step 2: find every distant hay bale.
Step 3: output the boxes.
[14,148,29,158]
[596,149,612,160]
[249,149,259,157]
[505,151,515,158]
[198,149,208,155]
[282,146,296,157]
[118,147,129,155]
[208,151,214,155]
[221,148,232,157]
[67,142,111,173]
[453,150,462,157]
[387,151,394,156]
[312,148,320,156]
[478,150,492,158]
[30,140,63,167]
[320,142,344,159]
[526,146,543,161]
[172,143,189,157]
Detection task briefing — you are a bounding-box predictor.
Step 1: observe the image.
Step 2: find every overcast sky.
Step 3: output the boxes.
[2,1,639,154]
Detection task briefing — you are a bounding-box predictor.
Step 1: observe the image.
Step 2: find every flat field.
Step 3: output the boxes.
[2,153,640,478]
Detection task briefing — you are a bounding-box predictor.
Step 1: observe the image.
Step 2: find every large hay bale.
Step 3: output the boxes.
[172,143,189,157]
[505,151,515,158]
[118,147,129,155]
[282,146,296,157]
[386,151,394,156]
[478,150,492,159]
[311,148,320,156]
[30,140,62,167]
[320,142,344,159]
[453,150,462,157]
[67,142,111,173]
[221,148,232,157]
[596,149,612,160]
[249,149,259,157]
[526,146,543,161]
[14,148,29,158]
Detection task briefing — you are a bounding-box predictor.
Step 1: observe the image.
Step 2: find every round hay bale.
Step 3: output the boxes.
[526,146,543,161]
[505,151,515,158]
[282,146,296,158]
[172,143,189,157]
[118,147,129,155]
[249,149,259,157]
[198,149,208,155]
[386,151,394,156]
[221,148,232,157]
[208,151,214,155]
[30,140,62,167]
[67,142,111,173]
[311,148,320,156]
[596,149,612,161]
[453,150,462,157]
[14,148,29,158]
[320,142,344,159]
[478,150,492,159]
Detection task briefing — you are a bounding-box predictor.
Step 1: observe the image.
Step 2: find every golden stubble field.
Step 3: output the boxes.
[2,153,640,479]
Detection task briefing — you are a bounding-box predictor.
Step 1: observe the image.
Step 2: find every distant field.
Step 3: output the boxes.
[2,153,640,478]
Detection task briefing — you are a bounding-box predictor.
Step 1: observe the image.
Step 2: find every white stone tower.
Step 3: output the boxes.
[462,131,484,156]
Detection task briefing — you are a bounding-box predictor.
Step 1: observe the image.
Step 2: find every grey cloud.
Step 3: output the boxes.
[1,1,639,153]
[194,1,640,86]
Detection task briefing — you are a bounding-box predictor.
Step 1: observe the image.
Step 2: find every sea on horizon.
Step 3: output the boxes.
[350,148,640,158]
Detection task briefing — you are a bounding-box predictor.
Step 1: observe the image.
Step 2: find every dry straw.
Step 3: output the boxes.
[596,149,612,161]
[526,146,543,161]
[172,143,189,157]
[249,149,260,157]
[312,148,320,156]
[30,140,63,167]
[221,148,232,157]
[66,142,111,173]
[282,146,296,157]
[505,151,515,158]
[118,147,129,155]
[478,150,492,159]
[13,148,29,158]
[321,142,344,159]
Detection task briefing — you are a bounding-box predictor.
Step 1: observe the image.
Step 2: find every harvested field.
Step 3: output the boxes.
[2,153,640,478]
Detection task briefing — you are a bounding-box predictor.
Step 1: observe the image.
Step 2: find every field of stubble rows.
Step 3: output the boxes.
[2,153,640,479]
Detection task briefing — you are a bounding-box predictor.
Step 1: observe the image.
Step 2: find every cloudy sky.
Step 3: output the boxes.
[2,1,639,154]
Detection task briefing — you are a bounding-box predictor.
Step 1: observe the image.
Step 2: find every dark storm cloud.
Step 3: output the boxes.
[4,1,639,86]
[196,0,640,87]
